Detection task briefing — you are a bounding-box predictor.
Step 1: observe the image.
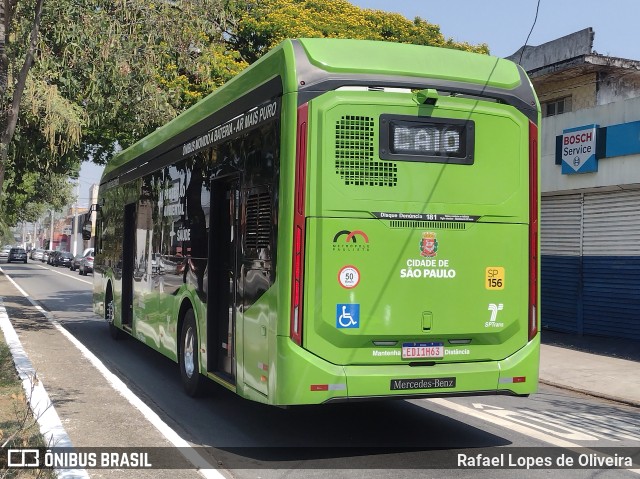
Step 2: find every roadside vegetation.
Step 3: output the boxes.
[0,338,54,478]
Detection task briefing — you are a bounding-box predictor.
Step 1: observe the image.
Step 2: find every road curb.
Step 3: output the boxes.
[539,378,640,408]
[0,295,90,479]
[0,269,224,479]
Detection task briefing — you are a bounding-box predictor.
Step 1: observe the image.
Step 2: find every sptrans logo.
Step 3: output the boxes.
[332,230,370,252]
[419,232,438,257]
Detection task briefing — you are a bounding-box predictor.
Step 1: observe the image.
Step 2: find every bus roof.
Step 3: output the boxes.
[297,38,522,89]
[102,39,535,183]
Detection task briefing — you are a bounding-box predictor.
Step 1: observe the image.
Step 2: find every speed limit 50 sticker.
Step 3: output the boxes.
[338,265,360,289]
[486,267,505,290]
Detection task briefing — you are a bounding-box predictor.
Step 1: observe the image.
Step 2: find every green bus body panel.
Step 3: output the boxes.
[298,38,522,89]
[307,92,528,220]
[93,38,540,405]
[305,219,527,363]
[278,86,538,403]
[272,333,539,404]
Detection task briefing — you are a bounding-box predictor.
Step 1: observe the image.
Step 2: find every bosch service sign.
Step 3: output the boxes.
[561,124,598,174]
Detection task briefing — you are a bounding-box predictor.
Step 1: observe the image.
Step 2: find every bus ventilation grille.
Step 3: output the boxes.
[245,191,271,250]
[335,115,397,187]
[389,221,467,230]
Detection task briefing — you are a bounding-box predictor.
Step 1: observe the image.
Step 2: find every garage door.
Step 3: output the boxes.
[541,194,582,333]
[582,189,640,340]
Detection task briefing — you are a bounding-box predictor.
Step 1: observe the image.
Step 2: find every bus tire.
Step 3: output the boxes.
[180,310,202,397]
[106,289,123,340]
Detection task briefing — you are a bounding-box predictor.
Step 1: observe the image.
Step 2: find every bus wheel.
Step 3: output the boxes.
[106,291,122,340]
[180,309,202,397]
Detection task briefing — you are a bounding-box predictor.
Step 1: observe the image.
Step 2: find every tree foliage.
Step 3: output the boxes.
[1,0,84,225]
[1,0,242,226]
[227,0,489,63]
[38,0,246,163]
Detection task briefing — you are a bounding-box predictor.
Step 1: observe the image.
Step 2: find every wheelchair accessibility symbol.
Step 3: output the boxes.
[336,304,360,328]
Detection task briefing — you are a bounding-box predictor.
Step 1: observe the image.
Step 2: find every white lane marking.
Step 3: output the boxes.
[2,269,223,479]
[426,398,640,475]
[34,264,92,285]
[427,399,581,447]
[469,403,597,441]
[0,299,89,479]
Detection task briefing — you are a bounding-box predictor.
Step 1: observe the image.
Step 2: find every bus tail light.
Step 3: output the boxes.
[290,103,308,346]
[528,120,539,341]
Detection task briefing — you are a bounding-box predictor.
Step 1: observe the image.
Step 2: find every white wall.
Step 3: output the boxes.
[541,95,640,194]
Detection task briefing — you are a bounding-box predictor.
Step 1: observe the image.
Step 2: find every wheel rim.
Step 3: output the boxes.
[184,327,195,378]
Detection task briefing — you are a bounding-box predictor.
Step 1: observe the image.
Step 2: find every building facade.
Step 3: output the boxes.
[509,28,640,340]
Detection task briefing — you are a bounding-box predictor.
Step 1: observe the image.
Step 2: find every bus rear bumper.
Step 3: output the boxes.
[273,335,539,405]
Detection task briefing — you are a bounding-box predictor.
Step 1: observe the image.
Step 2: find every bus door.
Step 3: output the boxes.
[121,202,136,330]
[207,175,240,381]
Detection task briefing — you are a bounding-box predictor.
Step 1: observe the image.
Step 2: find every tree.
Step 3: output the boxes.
[38,0,245,164]
[0,0,46,199]
[0,0,241,227]
[0,0,87,225]
[227,0,489,63]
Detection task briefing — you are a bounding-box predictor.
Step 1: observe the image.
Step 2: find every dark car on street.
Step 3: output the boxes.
[53,251,74,267]
[7,247,27,263]
[47,251,59,265]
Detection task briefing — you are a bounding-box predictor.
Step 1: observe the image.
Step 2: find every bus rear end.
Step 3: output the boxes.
[276,40,540,405]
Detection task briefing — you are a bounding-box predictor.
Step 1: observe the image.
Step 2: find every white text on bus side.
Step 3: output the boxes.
[400,268,456,279]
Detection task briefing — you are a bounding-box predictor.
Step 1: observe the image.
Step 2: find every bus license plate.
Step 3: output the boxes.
[402,342,444,359]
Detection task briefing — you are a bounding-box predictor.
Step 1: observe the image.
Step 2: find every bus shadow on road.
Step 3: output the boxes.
[182,389,515,470]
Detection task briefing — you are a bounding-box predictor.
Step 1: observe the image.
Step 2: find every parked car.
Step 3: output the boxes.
[47,251,60,265]
[53,251,74,267]
[30,248,44,261]
[70,254,82,271]
[72,248,93,272]
[0,246,11,259]
[7,247,27,263]
[78,250,94,276]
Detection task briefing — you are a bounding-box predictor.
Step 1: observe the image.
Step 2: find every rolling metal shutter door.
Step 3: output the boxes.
[582,190,640,340]
[541,194,582,333]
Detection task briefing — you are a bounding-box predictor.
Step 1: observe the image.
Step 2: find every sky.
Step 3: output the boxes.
[77,0,638,204]
[349,0,638,59]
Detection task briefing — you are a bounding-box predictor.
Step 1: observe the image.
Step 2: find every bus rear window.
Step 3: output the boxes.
[380,114,474,165]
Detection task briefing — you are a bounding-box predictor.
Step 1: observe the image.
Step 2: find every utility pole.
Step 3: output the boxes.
[72,180,80,255]
[49,210,54,250]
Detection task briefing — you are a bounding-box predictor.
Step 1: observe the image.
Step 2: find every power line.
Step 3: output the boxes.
[519,0,542,65]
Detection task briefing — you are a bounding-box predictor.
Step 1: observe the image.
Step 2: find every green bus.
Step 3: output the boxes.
[91,38,540,405]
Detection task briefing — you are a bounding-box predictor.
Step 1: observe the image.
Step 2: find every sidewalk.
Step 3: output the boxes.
[540,330,640,407]
[0,272,207,479]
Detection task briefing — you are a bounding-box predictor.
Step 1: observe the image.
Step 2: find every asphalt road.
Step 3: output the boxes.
[2,259,639,479]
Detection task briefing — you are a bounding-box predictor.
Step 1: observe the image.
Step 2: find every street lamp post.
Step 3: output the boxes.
[49,210,54,250]
[72,181,80,255]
